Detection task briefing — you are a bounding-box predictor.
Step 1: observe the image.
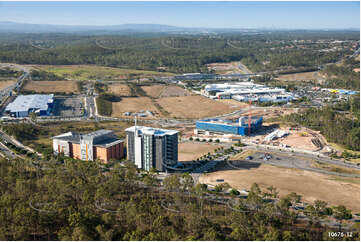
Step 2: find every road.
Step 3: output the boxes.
[84,96,96,118]
[0,141,17,159]
[243,145,359,170]
[0,63,31,114]
[230,148,359,178]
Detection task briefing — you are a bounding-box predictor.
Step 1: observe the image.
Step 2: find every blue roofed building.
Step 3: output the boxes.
[5,94,54,118]
[196,116,263,136]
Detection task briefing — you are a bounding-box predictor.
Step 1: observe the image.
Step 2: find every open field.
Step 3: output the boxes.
[206,61,251,74]
[29,65,174,81]
[218,99,249,108]
[156,95,240,119]
[0,80,15,90]
[200,164,360,212]
[276,71,325,81]
[178,142,221,162]
[142,84,192,98]
[111,97,160,118]
[108,83,132,96]
[23,80,79,94]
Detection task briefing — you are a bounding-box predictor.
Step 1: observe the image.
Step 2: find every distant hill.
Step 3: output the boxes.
[0,21,224,34]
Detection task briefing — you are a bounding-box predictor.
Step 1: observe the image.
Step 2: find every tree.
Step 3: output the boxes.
[246,183,263,209]
[29,112,37,122]
[230,188,240,197]
[333,205,352,220]
[286,192,301,207]
[163,174,181,192]
[332,205,352,231]
[263,185,279,199]
[181,173,194,193]
[193,184,208,217]
[313,200,328,217]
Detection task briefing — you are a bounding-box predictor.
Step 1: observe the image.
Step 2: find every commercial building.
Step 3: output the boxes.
[5,94,54,117]
[125,126,178,171]
[196,116,263,136]
[52,129,124,163]
[201,82,294,102]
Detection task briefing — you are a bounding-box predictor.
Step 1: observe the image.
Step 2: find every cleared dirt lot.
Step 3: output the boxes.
[142,84,192,98]
[276,71,325,81]
[178,142,221,162]
[111,97,160,118]
[23,80,79,94]
[0,80,15,90]
[108,83,132,96]
[142,85,165,98]
[281,131,318,151]
[156,95,240,119]
[206,61,251,74]
[200,164,360,212]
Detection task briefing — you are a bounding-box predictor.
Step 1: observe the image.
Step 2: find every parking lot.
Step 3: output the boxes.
[52,97,84,117]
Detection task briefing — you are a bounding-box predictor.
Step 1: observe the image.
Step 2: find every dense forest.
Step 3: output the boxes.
[0,157,357,241]
[321,57,360,90]
[0,31,358,73]
[284,95,360,151]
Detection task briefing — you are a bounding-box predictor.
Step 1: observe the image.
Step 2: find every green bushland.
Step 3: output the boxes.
[30,69,62,81]
[0,158,358,240]
[283,95,360,151]
[0,31,358,74]
[0,67,22,78]
[96,95,112,116]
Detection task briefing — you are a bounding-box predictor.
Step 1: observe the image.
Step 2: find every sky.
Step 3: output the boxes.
[0,1,359,29]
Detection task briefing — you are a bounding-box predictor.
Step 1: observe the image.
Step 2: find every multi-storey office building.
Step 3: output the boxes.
[196,116,263,136]
[125,126,178,171]
[52,129,124,163]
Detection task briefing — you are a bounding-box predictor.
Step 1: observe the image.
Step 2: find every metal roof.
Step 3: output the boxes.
[5,94,53,113]
[52,130,123,147]
[83,129,113,138]
[125,126,179,136]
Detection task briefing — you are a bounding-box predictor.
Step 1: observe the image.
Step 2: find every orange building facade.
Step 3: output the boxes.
[53,130,124,163]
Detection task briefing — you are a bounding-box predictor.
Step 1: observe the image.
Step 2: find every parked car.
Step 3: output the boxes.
[245,156,253,161]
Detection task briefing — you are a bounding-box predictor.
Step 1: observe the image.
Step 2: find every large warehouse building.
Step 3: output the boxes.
[201,82,294,102]
[125,126,178,172]
[52,129,124,163]
[196,116,263,136]
[5,94,54,118]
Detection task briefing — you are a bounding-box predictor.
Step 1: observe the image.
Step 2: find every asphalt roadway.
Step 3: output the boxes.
[229,153,359,178]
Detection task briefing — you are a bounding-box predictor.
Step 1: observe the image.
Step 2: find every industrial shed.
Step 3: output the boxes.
[5,94,54,118]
